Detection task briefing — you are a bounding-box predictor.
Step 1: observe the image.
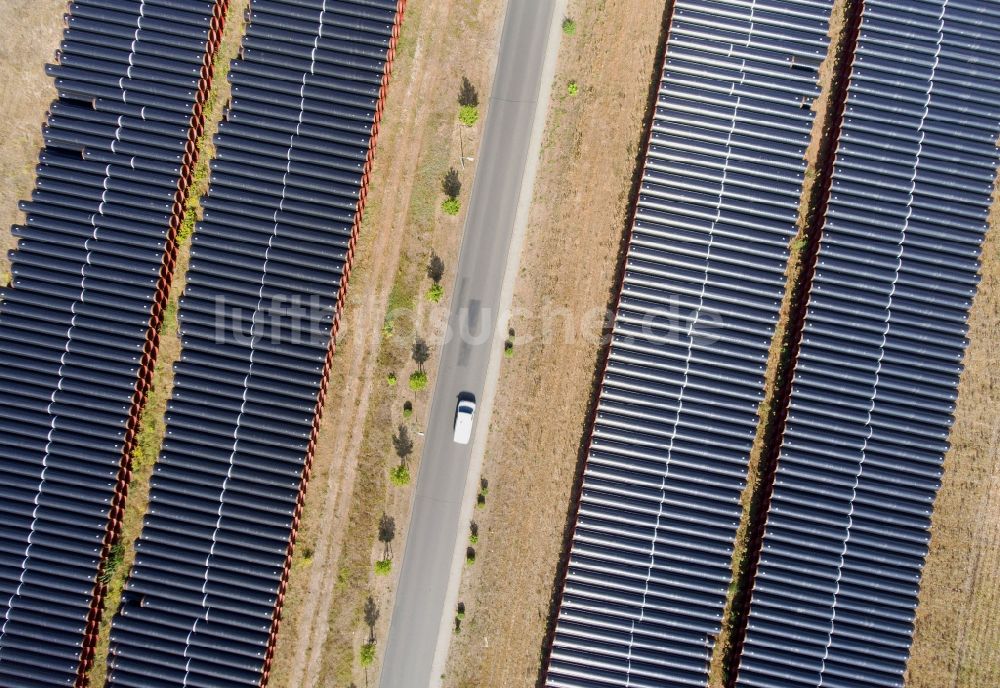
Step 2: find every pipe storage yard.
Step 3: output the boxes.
[546,0,1000,687]
[0,1,227,685]
[734,2,1000,687]
[544,1,832,686]
[0,0,998,686]
[105,1,405,686]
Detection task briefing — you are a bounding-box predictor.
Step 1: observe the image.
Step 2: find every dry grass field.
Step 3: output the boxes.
[441,1,668,685]
[0,0,65,283]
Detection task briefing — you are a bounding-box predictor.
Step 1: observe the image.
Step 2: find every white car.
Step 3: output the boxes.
[453,398,476,445]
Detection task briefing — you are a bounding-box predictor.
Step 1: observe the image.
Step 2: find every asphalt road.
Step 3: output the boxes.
[378,2,559,686]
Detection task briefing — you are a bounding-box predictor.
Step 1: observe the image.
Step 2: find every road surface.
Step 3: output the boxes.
[378,1,560,686]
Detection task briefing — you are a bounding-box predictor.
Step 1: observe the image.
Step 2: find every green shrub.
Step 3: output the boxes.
[562,17,577,35]
[374,558,392,576]
[567,80,579,96]
[408,370,428,391]
[390,463,411,486]
[442,197,461,215]
[427,283,444,303]
[458,104,479,127]
[360,642,376,667]
[402,401,413,419]
[465,547,476,565]
[387,372,397,386]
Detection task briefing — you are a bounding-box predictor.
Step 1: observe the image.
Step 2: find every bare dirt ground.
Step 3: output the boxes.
[906,182,1000,688]
[267,2,506,686]
[440,1,668,685]
[0,0,65,283]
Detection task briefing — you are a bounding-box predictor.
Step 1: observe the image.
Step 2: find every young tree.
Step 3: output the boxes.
[426,283,444,303]
[363,596,380,643]
[360,640,376,684]
[442,167,462,199]
[427,253,445,283]
[458,77,480,126]
[389,462,411,486]
[408,370,428,391]
[458,76,479,108]
[378,514,396,559]
[393,424,413,459]
[458,106,479,127]
[412,337,430,371]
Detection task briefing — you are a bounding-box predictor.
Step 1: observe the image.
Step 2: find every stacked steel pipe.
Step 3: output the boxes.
[0,1,227,686]
[543,2,833,687]
[106,1,406,686]
[735,2,1000,687]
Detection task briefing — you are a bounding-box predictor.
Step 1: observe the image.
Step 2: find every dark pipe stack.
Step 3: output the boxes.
[0,2,228,686]
[105,2,406,686]
[542,1,833,686]
[736,2,1000,687]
